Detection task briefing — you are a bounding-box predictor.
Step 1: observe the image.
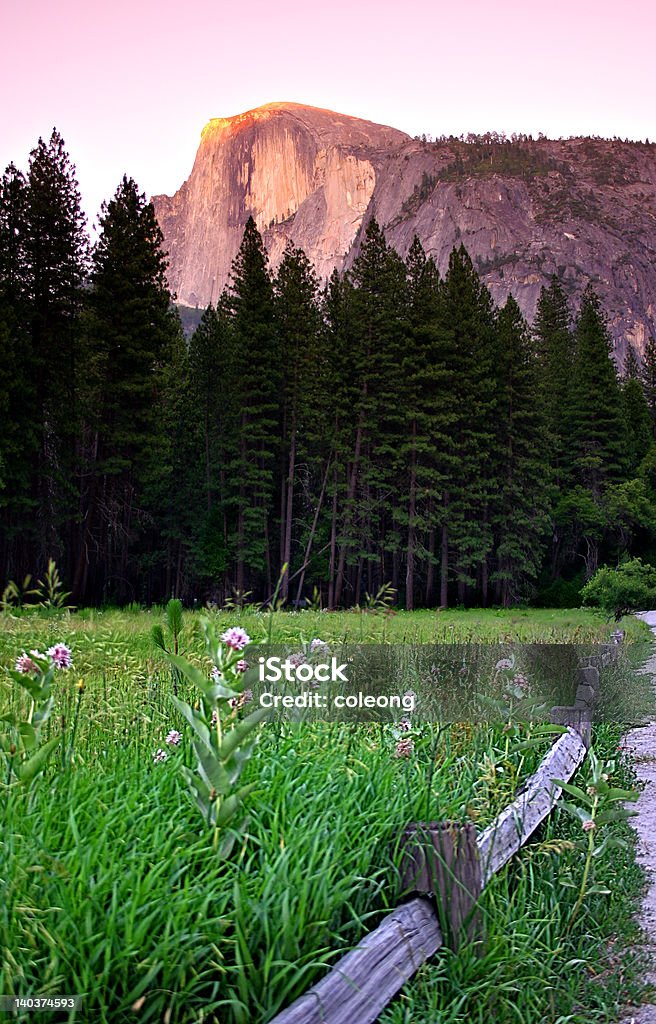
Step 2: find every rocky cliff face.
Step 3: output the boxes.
[152,103,656,357]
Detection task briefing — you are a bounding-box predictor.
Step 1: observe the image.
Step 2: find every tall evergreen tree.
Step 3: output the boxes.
[566,286,628,576]
[274,242,322,601]
[623,343,641,381]
[491,297,551,605]
[0,164,35,577]
[227,217,279,597]
[24,131,87,573]
[641,334,656,433]
[622,372,652,474]
[439,245,497,603]
[399,237,451,608]
[186,303,238,597]
[534,276,576,485]
[73,176,178,602]
[333,219,407,606]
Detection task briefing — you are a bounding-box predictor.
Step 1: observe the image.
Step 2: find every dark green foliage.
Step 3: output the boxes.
[582,557,656,619]
[622,375,652,473]
[440,245,497,600]
[491,297,550,605]
[73,176,182,602]
[1,132,653,606]
[534,276,575,485]
[640,334,656,432]
[0,134,87,580]
[227,217,280,596]
[570,286,627,495]
[439,138,559,182]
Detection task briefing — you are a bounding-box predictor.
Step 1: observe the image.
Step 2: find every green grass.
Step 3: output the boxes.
[380,725,648,1024]
[0,608,652,1023]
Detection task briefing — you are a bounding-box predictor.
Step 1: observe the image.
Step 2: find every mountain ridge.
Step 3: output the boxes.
[152,103,656,357]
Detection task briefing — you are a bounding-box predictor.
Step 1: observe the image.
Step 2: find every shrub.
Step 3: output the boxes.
[581,557,656,620]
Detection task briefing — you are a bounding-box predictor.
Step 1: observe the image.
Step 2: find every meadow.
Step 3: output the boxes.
[0,605,653,1023]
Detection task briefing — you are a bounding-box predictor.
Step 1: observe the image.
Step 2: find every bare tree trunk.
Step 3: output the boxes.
[426,526,435,607]
[204,410,212,512]
[440,494,449,608]
[280,426,296,603]
[328,468,338,609]
[236,427,246,596]
[334,416,363,608]
[406,424,417,611]
[295,456,331,606]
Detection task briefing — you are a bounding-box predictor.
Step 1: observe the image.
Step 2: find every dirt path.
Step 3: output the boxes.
[620,611,656,1023]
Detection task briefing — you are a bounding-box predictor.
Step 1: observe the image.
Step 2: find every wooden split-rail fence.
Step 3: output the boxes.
[269,640,622,1024]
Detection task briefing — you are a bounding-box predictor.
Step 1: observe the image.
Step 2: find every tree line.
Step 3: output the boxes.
[1,131,656,609]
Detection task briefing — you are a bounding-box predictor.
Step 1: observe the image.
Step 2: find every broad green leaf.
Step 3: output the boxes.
[192,738,233,795]
[219,707,268,761]
[15,736,60,784]
[554,781,593,806]
[595,807,638,824]
[604,787,639,803]
[165,653,212,697]
[217,783,258,826]
[170,695,211,747]
[18,722,37,751]
[557,800,590,823]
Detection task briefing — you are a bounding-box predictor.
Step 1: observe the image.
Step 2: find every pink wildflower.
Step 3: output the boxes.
[582,819,596,832]
[512,672,530,693]
[230,689,253,710]
[46,643,73,670]
[398,717,412,732]
[288,652,306,668]
[236,659,249,673]
[220,627,251,651]
[211,666,222,682]
[153,748,168,763]
[395,737,415,759]
[165,729,182,746]
[15,653,38,674]
[310,638,328,653]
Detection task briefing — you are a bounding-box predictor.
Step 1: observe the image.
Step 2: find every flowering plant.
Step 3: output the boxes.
[164,619,267,857]
[554,747,638,928]
[1,642,73,788]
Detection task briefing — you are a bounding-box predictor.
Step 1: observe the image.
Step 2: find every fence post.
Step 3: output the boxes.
[398,821,482,949]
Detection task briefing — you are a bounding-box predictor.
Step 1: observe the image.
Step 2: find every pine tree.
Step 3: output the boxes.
[567,286,628,576]
[73,176,178,602]
[333,219,407,606]
[621,374,652,475]
[534,276,575,485]
[322,269,359,608]
[0,163,35,576]
[274,242,322,601]
[491,297,550,605]
[571,286,627,494]
[186,303,238,596]
[623,343,641,381]
[399,237,451,608]
[227,217,280,597]
[24,131,87,572]
[439,245,497,604]
[641,335,656,433]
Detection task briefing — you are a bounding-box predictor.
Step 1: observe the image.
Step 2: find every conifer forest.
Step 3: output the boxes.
[2,130,656,610]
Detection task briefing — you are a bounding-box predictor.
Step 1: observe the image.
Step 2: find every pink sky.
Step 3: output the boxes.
[2,0,655,227]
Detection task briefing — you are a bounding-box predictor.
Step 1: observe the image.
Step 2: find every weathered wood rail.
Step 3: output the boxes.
[270,644,619,1024]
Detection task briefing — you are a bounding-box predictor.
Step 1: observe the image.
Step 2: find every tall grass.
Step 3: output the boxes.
[0,609,651,1023]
